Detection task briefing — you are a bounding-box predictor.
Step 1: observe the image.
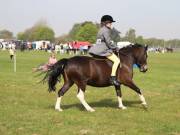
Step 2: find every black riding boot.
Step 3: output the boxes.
[110,76,120,86]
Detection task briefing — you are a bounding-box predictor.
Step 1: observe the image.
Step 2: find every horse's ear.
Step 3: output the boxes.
[145,45,148,51]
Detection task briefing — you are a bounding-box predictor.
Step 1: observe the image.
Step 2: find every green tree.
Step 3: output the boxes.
[69,23,81,40]
[75,22,98,43]
[17,32,27,41]
[166,39,180,48]
[124,28,136,43]
[29,26,55,42]
[55,34,71,44]
[136,36,144,44]
[0,29,13,39]
[17,21,55,42]
[144,38,165,47]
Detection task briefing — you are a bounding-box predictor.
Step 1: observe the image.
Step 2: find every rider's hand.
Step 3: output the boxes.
[112,47,119,54]
[114,47,119,53]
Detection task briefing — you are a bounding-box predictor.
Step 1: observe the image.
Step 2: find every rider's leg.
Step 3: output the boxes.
[107,53,120,85]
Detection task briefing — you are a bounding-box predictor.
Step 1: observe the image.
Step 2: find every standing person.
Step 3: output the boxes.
[9,47,15,60]
[33,53,57,72]
[89,15,120,86]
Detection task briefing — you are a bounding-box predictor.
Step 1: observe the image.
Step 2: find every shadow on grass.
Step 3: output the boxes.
[47,99,143,111]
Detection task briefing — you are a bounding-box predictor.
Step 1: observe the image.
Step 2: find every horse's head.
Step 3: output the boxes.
[133,44,148,72]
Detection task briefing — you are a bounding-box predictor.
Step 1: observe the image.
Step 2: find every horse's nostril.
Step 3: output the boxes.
[144,68,148,72]
[140,67,148,72]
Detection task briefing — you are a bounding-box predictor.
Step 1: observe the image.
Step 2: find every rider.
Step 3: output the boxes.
[89,15,120,86]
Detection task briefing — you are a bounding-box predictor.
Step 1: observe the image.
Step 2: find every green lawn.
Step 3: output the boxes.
[0,50,180,135]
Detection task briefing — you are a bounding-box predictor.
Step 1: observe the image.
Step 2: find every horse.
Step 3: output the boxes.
[166,47,173,53]
[43,43,148,112]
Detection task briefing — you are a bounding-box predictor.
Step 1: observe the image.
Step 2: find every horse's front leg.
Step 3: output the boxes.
[125,80,147,107]
[115,85,127,110]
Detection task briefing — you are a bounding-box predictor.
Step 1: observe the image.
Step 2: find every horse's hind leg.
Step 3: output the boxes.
[76,83,95,112]
[115,85,127,110]
[125,80,147,106]
[55,81,73,111]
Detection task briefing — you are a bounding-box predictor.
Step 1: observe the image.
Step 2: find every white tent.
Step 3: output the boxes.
[0,39,5,42]
[117,41,133,49]
[34,40,50,49]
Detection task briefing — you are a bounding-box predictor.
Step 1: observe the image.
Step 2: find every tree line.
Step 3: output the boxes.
[0,21,180,48]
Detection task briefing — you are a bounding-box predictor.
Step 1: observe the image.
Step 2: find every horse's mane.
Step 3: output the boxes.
[119,43,144,53]
[120,43,143,50]
[118,43,145,57]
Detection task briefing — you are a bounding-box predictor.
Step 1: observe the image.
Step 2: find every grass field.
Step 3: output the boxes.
[0,50,180,135]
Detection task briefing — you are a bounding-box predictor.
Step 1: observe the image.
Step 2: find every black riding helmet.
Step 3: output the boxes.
[101,15,115,23]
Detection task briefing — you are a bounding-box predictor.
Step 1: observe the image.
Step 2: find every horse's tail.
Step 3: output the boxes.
[43,58,68,92]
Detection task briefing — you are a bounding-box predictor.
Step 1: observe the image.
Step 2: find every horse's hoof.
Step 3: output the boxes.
[142,103,148,110]
[55,108,63,112]
[88,108,95,112]
[119,106,127,110]
[142,103,147,107]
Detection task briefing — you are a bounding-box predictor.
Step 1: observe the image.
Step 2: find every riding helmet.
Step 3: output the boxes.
[101,15,116,23]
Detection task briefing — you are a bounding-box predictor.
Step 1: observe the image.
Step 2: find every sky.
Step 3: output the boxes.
[0,0,180,40]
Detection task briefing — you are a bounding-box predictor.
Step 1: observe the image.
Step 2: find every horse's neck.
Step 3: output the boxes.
[120,53,134,68]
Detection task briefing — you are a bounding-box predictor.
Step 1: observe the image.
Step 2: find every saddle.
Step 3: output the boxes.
[90,54,107,60]
[90,50,119,60]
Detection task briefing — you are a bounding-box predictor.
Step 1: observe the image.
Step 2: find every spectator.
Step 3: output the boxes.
[9,47,15,60]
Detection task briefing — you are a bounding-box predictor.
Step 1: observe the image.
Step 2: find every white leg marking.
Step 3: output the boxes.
[118,97,127,110]
[55,97,63,111]
[139,94,147,105]
[77,89,95,112]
